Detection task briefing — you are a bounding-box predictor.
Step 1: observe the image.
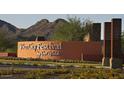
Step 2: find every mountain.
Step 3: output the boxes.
[0,20,20,39]
[0,18,67,41]
[19,18,67,40]
[0,19,18,33]
[0,20,20,35]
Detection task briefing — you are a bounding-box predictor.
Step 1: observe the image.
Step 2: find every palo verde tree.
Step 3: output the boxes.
[0,28,16,52]
[50,17,92,41]
[0,30,9,51]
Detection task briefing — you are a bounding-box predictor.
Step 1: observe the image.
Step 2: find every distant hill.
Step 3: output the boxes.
[19,18,67,40]
[0,19,18,33]
[0,18,67,42]
[0,20,20,39]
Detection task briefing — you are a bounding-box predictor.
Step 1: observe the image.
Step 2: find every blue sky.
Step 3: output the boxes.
[0,14,124,39]
[0,14,124,28]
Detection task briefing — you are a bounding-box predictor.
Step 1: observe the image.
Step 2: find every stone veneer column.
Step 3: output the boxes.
[110,18,122,69]
[91,23,101,41]
[102,22,111,66]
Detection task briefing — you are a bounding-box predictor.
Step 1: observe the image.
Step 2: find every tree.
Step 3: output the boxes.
[0,29,16,52]
[121,31,124,53]
[0,31,9,51]
[50,17,92,41]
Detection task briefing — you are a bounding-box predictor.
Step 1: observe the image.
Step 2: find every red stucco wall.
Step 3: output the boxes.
[17,41,102,61]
